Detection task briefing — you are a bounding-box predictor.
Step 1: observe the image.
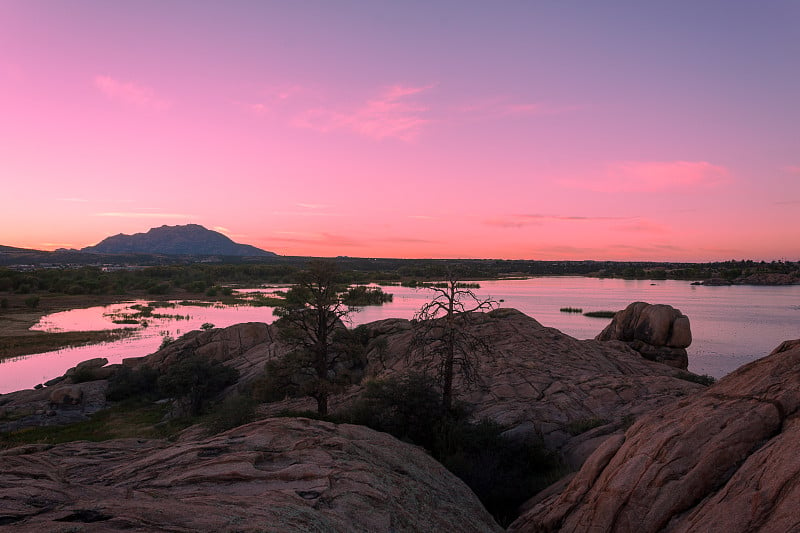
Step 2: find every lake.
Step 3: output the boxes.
[1,277,798,393]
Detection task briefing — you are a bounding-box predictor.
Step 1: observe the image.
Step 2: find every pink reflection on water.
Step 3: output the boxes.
[2,280,799,394]
[1,300,277,393]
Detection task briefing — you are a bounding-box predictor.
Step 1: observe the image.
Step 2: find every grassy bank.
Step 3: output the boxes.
[0,329,135,361]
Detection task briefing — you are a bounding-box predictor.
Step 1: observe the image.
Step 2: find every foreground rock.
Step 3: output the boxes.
[596,301,692,369]
[0,417,501,532]
[510,339,800,533]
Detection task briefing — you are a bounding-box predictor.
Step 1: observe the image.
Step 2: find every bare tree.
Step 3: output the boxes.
[412,272,497,411]
[271,260,355,415]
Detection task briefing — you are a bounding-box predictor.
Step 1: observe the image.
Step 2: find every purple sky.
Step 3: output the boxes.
[1,1,799,260]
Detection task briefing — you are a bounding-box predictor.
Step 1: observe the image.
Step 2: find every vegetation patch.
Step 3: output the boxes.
[0,329,135,361]
[340,372,563,527]
[0,400,187,448]
[560,307,583,313]
[584,310,617,318]
[676,371,716,386]
[342,285,393,306]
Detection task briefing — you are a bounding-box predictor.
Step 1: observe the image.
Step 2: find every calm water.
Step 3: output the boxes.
[1,278,798,393]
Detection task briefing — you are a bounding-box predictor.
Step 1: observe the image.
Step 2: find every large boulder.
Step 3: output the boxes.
[65,357,115,381]
[359,308,702,465]
[596,302,692,369]
[48,385,83,406]
[510,338,800,533]
[128,321,280,385]
[0,417,502,532]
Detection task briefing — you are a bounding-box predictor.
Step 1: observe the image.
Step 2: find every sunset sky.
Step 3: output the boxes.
[1,1,798,261]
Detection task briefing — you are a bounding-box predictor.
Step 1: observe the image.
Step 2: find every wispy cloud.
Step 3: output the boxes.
[457,98,578,120]
[234,84,312,116]
[268,231,360,247]
[94,212,194,219]
[296,203,329,210]
[58,197,89,203]
[94,75,170,110]
[212,226,231,234]
[294,84,434,141]
[560,161,729,192]
[784,165,800,176]
[612,220,670,233]
[484,213,631,228]
[408,215,436,220]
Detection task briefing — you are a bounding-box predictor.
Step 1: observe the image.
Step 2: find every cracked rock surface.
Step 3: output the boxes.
[0,417,501,532]
[509,339,800,533]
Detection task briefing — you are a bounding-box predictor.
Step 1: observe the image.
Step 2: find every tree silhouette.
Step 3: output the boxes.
[271,260,357,415]
[412,271,497,411]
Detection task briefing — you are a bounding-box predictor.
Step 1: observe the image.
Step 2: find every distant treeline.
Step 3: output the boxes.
[0,259,798,297]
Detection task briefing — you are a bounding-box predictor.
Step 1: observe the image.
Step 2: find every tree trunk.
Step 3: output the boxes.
[317,392,328,416]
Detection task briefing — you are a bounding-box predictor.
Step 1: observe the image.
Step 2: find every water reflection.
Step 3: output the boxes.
[2,278,798,393]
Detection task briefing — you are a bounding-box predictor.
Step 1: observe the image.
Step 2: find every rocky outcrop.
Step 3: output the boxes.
[2,308,705,470]
[359,308,702,466]
[0,380,108,432]
[510,338,800,533]
[596,302,692,369]
[124,321,282,385]
[0,417,501,532]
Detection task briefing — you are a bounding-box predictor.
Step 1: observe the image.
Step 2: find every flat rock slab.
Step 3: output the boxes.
[0,417,501,532]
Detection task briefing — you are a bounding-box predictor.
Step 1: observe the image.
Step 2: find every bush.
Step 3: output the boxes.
[147,283,170,295]
[24,296,40,309]
[343,372,562,526]
[205,394,257,433]
[676,371,716,386]
[0,298,8,309]
[158,357,239,416]
[107,365,160,401]
[347,372,445,450]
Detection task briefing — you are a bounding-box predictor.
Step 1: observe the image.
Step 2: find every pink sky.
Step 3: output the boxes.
[1,2,799,261]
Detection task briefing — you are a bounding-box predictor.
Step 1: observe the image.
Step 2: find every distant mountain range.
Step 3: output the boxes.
[82,224,276,257]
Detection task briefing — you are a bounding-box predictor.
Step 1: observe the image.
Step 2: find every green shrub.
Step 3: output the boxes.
[158,357,239,416]
[205,394,257,433]
[0,298,8,309]
[347,372,445,450]
[343,372,562,526]
[559,307,583,313]
[676,371,716,386]
[107,365,160,401]
[147,283,170,295]
[24,295,40,309]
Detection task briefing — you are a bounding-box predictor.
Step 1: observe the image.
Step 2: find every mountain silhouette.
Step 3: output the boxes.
[82,224,275,257]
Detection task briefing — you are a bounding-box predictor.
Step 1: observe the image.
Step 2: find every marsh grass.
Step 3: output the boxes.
[0,329,135,361]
